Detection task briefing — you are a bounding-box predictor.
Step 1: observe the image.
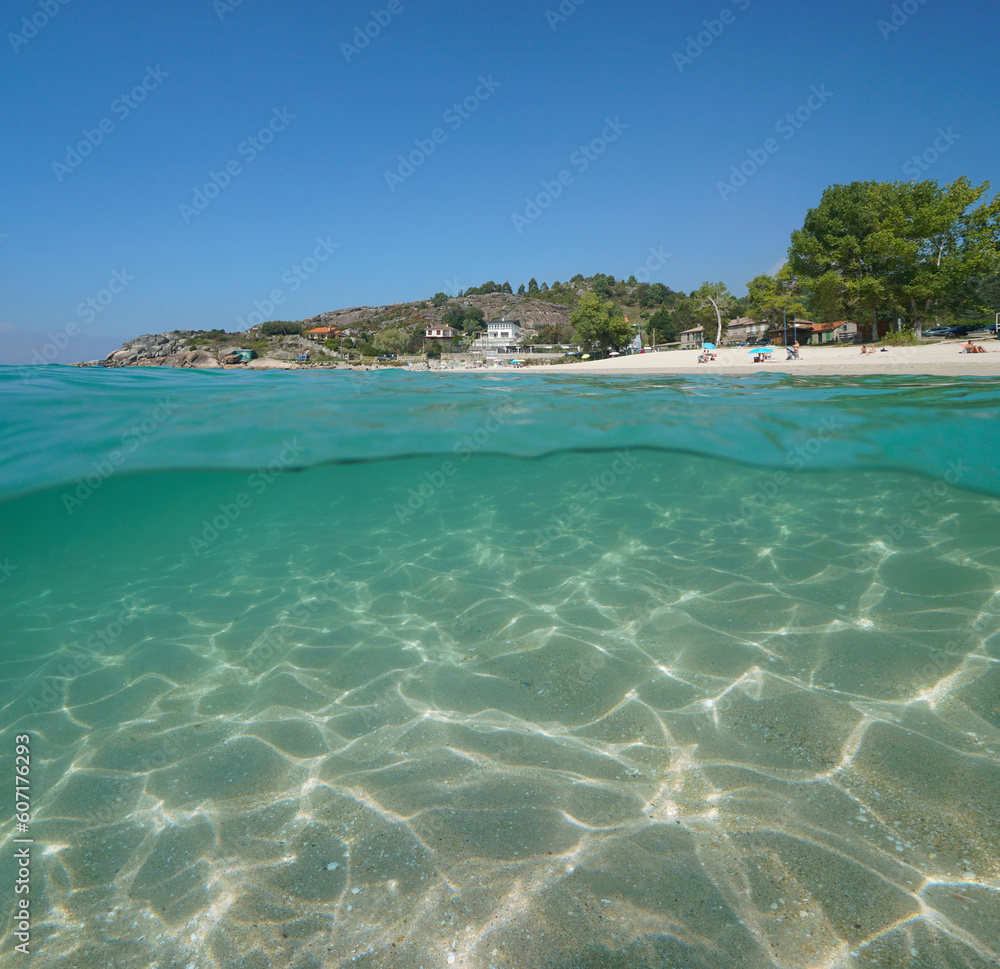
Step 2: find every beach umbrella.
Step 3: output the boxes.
[748,347,775,353]
[703,343,716,350]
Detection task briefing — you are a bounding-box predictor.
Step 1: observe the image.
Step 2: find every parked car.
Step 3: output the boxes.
[924,326,960,337]
[375,354,397,361]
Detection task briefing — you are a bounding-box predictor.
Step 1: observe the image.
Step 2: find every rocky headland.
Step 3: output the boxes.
[84,293,577,369]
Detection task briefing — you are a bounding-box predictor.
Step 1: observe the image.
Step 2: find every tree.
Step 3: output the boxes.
[788,178,1000,337]
[540,282,548,292]
[528,277,540,295]
[373,327,408,355]
[800,270,846,323]
[591,274,612,298]
[432,292,449,307]
[745,267,807,325]
[442,303,464,328]
[462,306,485,332]
[692,281,734,345]
[517,283,526,295]
[502,281,513,293]
[647,282,668,304]
[570,292,633,356]
[648,306,677,344]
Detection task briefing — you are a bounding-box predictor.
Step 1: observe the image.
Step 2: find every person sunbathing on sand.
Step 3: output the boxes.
[860,345,869,354]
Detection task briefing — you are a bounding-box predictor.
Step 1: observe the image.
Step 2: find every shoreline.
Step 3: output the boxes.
[458,340,1000,377]
[64,338,1000,378]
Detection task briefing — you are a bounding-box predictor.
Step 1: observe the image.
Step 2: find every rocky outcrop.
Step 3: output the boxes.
[104,333,221,369]
[103,332,213,367]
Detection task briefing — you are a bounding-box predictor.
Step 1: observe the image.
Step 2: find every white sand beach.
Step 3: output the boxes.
[535,339,1000,377]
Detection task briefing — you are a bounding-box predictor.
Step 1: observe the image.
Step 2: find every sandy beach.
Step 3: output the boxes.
[531,339,1000,377]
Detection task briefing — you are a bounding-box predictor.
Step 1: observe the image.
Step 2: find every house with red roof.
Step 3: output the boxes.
[305,326,341,341]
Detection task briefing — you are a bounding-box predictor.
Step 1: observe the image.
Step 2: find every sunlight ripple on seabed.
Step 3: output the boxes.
[1,447,999,969]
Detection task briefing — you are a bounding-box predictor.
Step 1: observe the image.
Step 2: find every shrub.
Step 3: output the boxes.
[881,327,918,346]
[260,321,303,336]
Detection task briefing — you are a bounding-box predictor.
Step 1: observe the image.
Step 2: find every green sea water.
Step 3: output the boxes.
[1,367,999,969]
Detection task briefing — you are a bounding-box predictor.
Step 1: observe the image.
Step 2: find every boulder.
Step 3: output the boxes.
[246,357,299,370]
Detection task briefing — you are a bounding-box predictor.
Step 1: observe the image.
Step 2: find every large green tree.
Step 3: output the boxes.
[373,327,408,355]
[648,305,678,344]
[570,292,632,355]
[746,267,807,325]
[788,178,1000,336]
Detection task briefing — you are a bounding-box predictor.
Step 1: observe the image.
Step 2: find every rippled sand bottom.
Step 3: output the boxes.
[1,452,998,969]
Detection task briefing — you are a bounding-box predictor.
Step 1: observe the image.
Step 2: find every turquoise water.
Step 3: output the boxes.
[1,366,999,969]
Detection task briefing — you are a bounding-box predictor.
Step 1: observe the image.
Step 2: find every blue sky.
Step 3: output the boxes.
[2,0,998,363]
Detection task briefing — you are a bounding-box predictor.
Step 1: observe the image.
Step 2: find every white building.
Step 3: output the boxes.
[425,325,459,339]
[486,319,522,341]
[470,318,524,351]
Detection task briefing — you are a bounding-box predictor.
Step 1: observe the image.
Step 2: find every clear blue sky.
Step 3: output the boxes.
[2,0,998,363]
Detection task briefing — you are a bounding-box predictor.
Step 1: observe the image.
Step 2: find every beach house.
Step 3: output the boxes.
[486,319,522,342]
[808,320,861,344]
[726,317,770,344]
[679,326,704,349]
[305,326,340,341]
[425,325,460,339]
[768,319,816,345]
[469,318,524,354]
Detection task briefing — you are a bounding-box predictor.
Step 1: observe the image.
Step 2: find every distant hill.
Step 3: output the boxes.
[295,291,577,336]
[91,275,691,367]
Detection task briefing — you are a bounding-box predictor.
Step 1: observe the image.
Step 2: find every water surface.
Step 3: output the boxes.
[1,368,998,969]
